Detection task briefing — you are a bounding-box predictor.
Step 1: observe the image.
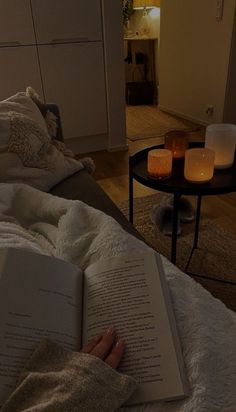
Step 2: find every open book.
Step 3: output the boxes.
[0,248,188,406]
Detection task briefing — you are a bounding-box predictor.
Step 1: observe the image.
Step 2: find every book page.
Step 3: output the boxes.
[0,248,82,406]
[83,251,186,404]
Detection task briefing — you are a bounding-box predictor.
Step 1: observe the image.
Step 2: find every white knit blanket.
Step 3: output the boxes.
[0,183,236,412]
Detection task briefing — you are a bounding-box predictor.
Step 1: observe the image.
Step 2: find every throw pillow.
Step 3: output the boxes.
[0,92,48,134]
[8,111,50,168]
[26,86,58,138]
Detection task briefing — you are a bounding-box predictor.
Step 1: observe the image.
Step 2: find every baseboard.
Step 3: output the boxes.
[65,134,107,155]
[158,105,209,127]
[108,143,128,152]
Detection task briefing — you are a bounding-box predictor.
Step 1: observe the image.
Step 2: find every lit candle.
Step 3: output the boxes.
[164,130,189,159]
[205,124,236,169]
[184,148,215,183]
[148,149,172,179]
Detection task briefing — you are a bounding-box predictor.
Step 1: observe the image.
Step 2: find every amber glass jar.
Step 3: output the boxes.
[164,130,189,159]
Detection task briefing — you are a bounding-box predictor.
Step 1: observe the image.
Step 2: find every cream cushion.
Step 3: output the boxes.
[0,92,48,152]
[0,92,47,134]
[0,92,84,191]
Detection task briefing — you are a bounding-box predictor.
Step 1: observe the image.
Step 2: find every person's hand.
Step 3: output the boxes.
[81,327,125,369]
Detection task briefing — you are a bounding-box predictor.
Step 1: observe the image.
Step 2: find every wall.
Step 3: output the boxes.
[102,0,127,151]
[224,6,236,123]
[159,0,236,124]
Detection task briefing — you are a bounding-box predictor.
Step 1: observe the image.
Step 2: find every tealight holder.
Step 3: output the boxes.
[184,148,215,183]
[148,149,173,180]
[205,124,236,169]
[164,130,189,159]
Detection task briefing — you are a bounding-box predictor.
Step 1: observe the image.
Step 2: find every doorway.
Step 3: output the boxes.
[123,2,160,141]
[123,1,196,145]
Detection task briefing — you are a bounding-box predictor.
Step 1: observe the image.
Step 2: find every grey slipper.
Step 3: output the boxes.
[150,205,181,237]
[167,196,195,223]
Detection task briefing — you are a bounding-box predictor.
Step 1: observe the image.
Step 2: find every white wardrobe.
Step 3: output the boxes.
[0,0,126,153]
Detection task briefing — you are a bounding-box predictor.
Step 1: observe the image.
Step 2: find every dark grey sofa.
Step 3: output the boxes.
[43,104,143,242]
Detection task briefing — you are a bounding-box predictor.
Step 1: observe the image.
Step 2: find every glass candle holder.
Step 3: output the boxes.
[148,149,173,179]
[205,124,236,169]
[184,148,215,183]
[164,130,189,159]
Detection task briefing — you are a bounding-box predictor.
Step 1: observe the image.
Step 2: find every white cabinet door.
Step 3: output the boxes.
[31,0,102,43]
[38,42,107,139]
[0,0,36,45]
[0,46,43,101]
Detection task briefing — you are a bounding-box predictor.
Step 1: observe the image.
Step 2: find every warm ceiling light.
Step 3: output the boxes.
[133,0,160,9]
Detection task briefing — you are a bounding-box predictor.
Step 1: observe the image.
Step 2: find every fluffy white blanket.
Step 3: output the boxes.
[0,183,236,412]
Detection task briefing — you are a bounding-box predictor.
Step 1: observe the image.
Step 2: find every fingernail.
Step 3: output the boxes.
[105,326,116,336]
[116,339,126,347]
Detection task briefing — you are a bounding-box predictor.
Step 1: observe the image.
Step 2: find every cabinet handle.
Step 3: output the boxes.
[51,37,89,45]
[0,41,21,47]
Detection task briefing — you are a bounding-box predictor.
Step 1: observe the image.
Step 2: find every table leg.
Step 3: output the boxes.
[185,195,202,273]
[171,194,180,264]
[129,164,133,224]
[194,196,202,249]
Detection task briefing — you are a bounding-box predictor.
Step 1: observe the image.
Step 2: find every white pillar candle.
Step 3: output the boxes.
[205,124,236,169]
[148,149,172,179]
[184,148,215,183]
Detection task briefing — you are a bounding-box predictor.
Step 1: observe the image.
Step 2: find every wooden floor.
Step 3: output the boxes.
[81,108,236,235]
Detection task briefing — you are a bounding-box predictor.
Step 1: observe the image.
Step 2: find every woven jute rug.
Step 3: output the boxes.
[118,193,236,312]
[126,106,199,141]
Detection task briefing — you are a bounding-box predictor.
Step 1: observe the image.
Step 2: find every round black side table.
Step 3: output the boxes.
[129,142,236,282]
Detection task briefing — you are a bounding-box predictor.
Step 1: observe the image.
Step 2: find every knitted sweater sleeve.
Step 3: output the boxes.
[1,339,137,412]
